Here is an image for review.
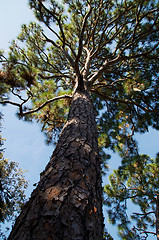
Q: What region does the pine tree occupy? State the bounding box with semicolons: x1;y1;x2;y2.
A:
104;153;159;239
0;0;158;239
0;115;28;239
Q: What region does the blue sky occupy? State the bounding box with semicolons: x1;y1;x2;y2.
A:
0;1;158;239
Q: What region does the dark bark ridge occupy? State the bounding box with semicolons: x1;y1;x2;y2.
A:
8;88;104;240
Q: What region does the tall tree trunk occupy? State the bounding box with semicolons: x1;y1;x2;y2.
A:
8;89;104;240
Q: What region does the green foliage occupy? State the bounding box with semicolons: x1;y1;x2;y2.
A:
0;157;28;222
104;153;159;239
103;228;114;240
0;118;28;239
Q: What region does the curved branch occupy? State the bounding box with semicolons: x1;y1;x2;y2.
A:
134;227;156;236
38;0;66;48
88;54;122;84
0;95;72;117
91;89;155;113
11;89;27;102
22;94;72;116
0;100;21;108
133;211;155;216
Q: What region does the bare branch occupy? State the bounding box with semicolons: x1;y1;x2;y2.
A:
0;100;21;108
91;89;155;113
38;0;66;48
0;95;72;117
22;94;72;116
42;32;60;49
88;54;121;84
133;226;156;236
42;33;76;71
11;89;27;102
75;5;92;67
38;73;73;80
133;211;155;216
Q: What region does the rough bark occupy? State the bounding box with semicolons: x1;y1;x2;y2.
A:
8;88;104;240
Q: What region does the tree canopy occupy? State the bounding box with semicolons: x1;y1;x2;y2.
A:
104;153;159;239
0;0;158;143
0;0;159;238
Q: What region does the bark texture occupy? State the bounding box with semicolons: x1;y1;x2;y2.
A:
9;89;104;240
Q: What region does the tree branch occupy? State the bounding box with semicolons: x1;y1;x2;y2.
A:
88;36;159;85
90;5;136;59
75;5;92;68
42;32;60;49
42;33;76;71
38;0;66;48
133;211;155;216
82;47;91;80
132;8;158;42
134;227;156;236
121;41;159;60
11;89;27;102
88;54;122;84
38;73;73;80
91;89;155;113
21;94;72;116
0;100;21;108
0;95;72;117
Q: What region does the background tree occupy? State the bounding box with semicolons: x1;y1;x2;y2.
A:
104;153;159;240
0;116;28;239
0;60;28;239
0;0;158;239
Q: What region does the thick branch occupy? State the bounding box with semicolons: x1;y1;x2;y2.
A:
82;47;91;80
